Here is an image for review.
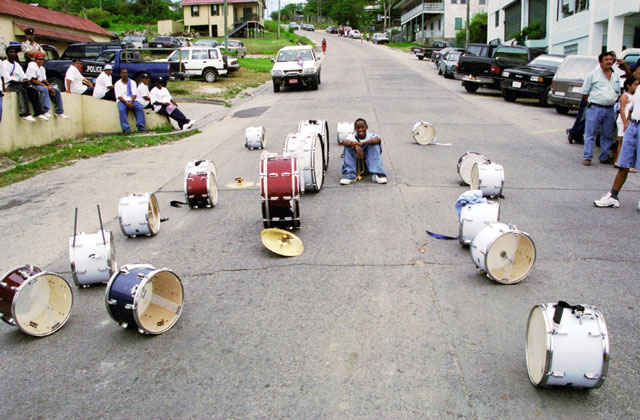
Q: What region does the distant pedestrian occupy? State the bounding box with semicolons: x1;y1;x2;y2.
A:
614;76;638;171
2;45;43;122
26;52;68;119
93;64;115;101
114;69;145;134
65;58;93;95
580;51;620;166
321;38;326;55
149;77;194;130
366;33;370;42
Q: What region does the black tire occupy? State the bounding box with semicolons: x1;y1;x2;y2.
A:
273;81;280;92
463;83;479;93
438;66;442;75
418;56;424;60
203;68;218;83
310;75;318;90
48;76;64;91
539;87;552;106
318;71;321;85
555;106;570;115
502;89;518;102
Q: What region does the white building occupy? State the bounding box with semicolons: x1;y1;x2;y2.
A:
488;0;640;55
396;0;488;43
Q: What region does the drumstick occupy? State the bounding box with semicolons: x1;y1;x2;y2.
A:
97;204;106;245
73;207;78;248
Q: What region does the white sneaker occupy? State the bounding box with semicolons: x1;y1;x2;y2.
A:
22;115;36;122
55;113;69;119
594;192;619;208
637;200;640;213
43;112;51;118
340;178;354;185
37;114;49;121
372;174;387;184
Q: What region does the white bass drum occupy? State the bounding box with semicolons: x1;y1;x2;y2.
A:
471;161;504;198
458;201;500;246
457;152;489;186
118;193;160;237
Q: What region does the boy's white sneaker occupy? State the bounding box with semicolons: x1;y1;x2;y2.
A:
55;113;69;119
372;174;387;184
340;178;353;185
22;115;36;122
37;114;50;121
43;112;52;118
594;192;619;208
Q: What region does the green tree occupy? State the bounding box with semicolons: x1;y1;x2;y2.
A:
511;20;546;44
455;12;487;47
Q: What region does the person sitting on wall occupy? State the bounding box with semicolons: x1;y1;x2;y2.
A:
114;68;145;134
339;117;387;185
149;77;195;131
1;45;43;122
65;58;93;95
93;64;116;101
26;52;68;119
135;74;152;109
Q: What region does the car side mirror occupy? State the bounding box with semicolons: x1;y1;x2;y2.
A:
271;58;275;63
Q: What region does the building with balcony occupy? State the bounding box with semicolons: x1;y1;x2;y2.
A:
396;0;487;43
488;0;640;55
181;0;265;38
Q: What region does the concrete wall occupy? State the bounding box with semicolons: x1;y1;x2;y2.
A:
0;92;170;153
158;20;183;35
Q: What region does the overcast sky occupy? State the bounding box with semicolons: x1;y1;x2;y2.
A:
266;0;307;18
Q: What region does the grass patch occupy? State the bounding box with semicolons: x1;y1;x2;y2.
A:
0;130;198;187
388;42;421;53
238;57;273;72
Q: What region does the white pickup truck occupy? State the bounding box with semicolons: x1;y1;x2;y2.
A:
270;45;322;92
164;46;238;82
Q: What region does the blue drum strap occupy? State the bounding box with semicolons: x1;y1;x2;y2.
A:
426;230;458;240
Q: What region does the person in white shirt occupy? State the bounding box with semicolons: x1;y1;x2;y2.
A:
149;77;194;130
93;64;115;101
26;51;68;119
65;59;93;95
135;74;152;108
2;45;43;121
114;68;145;133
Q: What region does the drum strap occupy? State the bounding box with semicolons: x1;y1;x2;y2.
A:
553;301;586;324
425;230;458;240
170;201;188;208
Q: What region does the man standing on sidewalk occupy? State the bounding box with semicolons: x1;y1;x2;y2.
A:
580;51;620;166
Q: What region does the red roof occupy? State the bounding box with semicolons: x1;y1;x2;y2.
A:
181;0;262;5
14;22;93;43
0;0;112;37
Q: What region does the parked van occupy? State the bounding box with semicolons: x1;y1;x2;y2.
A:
548;55;599;114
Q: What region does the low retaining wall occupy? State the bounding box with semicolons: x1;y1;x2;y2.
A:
0;92;170;153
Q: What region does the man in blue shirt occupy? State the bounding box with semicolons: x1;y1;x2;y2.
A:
580;51;620;166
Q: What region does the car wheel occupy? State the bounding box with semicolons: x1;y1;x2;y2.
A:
501;89;518;102
463;83;479;93
273;80;280;93
203;69;218;83
318;71;321;85
418;56;424;60
310;75;319;90
555;106;570;115
438;66;442;75
539;87;552;106
48;77;64;91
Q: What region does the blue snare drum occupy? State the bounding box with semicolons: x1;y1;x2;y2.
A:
105;264;184;335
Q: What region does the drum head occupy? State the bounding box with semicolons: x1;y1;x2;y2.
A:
13;273;72;336
134;270;183;334
412;121;436;145
207;172;218;206
147;194;160;235
313;139;324;191
526;306;550;386
486;231;536;284
459;153;488;185
470;163;480;190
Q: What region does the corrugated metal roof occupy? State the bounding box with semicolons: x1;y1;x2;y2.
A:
14;22;93;43
181;0;263;5
0;0;112;37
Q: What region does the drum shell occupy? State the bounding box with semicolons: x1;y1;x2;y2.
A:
337;122;354;144
298;120;329;170
283;133;324;192
245;126;266;149
458;201;500;246
412;121;436;145
471;162;504;197
118;193;160;237
0;265;43;325
526;304;609;388
457;152;489;186
69;231;117;286
260;155;301;229
469;222;536;284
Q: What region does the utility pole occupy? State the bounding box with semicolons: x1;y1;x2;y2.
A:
421;0;424;42
465;0;470;47
224;0;228;49
277;0;281;39
318;0;320;23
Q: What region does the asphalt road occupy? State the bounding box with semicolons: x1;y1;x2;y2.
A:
0;31;639;419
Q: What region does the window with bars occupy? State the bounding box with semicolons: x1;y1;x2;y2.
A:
211;5;219;16
191;5;199;17
455;17;463;30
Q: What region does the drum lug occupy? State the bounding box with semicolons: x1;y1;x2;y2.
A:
138;328;146;335
107;299;117;305
120;322;128;329
584;373;599;380
588;331;602;337
269;173;278;177
124;304;134;310
550;371;565;378
552;328;568;335
0;282;7;287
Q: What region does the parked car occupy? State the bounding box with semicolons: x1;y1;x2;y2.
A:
176;37;192;47
350;30;362;39
163;46;228;82
341;26;352;37
271;45;322;92
150;36;182;49
500;54;565;105
548;54;599;114
410;41;453;61
123;35;148;49
620;48;640;74
307;24;315;31
194;39;220;47
371;33;389;44
326;26;338;34
432;47;463;66
438;50;463;78
222;40;247;58
289;22;299;30
61;41;127;60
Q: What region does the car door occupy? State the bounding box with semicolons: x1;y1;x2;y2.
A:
207;48;223;70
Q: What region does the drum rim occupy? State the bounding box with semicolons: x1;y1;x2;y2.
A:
458;152;490;185
525;304;554;387
104;263;154;327
11;271;73;337
0;265;42;326
69;231;116;286
132;268;184;335
147;193;160;235
412;121;436;145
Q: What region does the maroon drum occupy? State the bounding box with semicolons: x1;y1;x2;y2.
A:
260;153;301;229
184;160;218;208
0;265;73;337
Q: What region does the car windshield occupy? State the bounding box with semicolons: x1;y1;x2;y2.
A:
528;55;564;69
277;49;313;62
155;37;170;42
448;52;461;61
125;36;145;42
494;47;529;61
167;49;188;61
555;57;599;79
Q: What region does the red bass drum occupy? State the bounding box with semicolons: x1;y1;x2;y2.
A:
260;153;301;229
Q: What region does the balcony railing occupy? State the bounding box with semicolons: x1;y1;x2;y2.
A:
235;13;260;24
401;2;444;25
415;29;444;39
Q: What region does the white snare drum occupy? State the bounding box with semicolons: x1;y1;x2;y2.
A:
284;133;324;192
458;201;500;246
471;161;504;198
526;302;609;388
337;122;354;144
184;160;218;208
412;121;436;145
118;193;160;237
298;119;329;170
457;152;489;186
245;126;266;149
69;231;117;287
469;222;536;284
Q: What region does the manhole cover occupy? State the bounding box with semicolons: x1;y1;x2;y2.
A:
233;106;270;118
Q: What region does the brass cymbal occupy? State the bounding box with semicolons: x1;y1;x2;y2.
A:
261;228;304;257
226;177;255;188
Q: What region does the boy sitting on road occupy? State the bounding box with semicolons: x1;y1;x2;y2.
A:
339;118;387;185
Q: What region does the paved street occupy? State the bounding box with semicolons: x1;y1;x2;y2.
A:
1;31;639;419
